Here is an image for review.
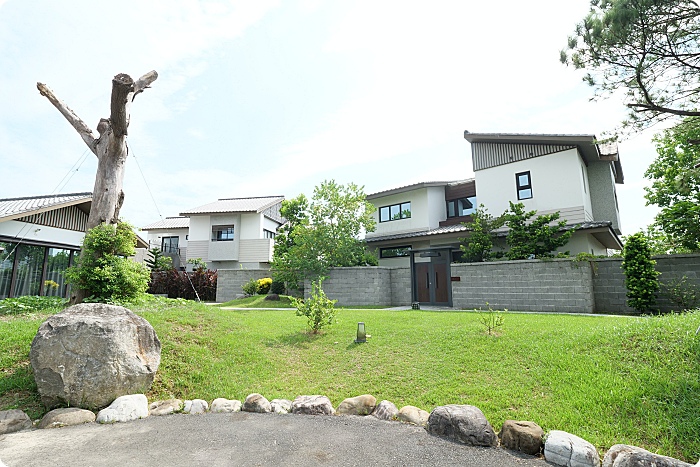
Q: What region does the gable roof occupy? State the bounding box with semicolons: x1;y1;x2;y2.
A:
180;196;285;216
141;217;190;230
0;192;92;222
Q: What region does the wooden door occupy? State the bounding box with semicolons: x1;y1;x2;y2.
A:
415;263;430;303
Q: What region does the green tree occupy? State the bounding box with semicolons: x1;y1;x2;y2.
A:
458;205;504;262
145;247;173;271
271;180;376;287
622;232;660;313
66;222;150;303
561;0;700;137
645;119;700;251
503;202;574;260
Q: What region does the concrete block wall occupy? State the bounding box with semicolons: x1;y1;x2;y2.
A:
390;267;412;306
308;267;393;307
216;269;272;302
451;259;595;313
592;254;700;314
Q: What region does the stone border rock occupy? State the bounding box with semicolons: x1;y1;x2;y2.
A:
2;393;697;467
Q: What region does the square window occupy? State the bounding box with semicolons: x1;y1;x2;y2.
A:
212;225;235;241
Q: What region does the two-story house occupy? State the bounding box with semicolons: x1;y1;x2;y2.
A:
143;195;285;271
365;132;624;306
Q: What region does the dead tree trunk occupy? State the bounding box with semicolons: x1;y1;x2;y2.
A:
37;71;158;303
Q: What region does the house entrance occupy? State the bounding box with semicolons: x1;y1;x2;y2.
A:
410;247;453;307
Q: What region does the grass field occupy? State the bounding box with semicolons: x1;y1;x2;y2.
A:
1;298;698;462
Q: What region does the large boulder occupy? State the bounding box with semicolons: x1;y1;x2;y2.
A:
291;395;335;415
499;420;544;455
426;405;498;447
372;400;399;421
336;394;377;416
603;444;695;467
544;430;600;467
29;303;161;409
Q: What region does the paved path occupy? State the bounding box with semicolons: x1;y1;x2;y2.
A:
0;412;549;466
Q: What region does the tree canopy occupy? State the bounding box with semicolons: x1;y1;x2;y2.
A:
645;118;700;251
271;180;377;287
561;0;700;137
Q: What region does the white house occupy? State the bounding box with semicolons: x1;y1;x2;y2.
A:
142;196;285;271
364;133;625;306
140;216;190;269
0;192;91;299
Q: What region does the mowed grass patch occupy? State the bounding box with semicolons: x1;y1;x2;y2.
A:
216;295;296;308
1;300;698;462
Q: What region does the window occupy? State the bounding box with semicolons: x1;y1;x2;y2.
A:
161;236;179;253
263;229;276;239
212;225;235;241
380;246;411;258
516;171;533;200
447;196;477;217
379;202;411;222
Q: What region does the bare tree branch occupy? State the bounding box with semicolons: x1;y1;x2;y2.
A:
36;82;98;155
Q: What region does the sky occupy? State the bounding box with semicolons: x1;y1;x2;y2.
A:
0;0;664;237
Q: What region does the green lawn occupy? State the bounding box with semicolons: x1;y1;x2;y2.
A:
216;295;296;308
1;299;699;462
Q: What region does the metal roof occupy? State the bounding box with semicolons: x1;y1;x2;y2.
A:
180;196;284;216
367;179;473;200
367;221;621;249
141;217;190;230
0;192;92;221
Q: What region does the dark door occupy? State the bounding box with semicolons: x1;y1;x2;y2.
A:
415;263;431;303
414;260;450;306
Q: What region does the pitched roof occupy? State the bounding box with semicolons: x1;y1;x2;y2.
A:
141;217;190;230
180;196;284;216
367;179;473;200
0;192;92;221
366;221;622;249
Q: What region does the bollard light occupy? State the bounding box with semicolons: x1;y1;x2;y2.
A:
355;322;366;343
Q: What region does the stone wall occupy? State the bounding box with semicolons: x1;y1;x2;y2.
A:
214;254;700;313
216;269;273;302
451;259;595;313
306;267;394;307
592;254;700;314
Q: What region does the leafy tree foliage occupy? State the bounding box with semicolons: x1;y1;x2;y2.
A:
145;247;173;271
458;205;504;262
503;202;574;260
271;180;376;287
66;222;150;303
622;232;660;313
561;0;700;137
645;119;700;252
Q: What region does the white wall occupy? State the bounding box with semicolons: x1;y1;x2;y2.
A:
369;186;446;237
240;213;262;239
144;228;188;250
475;148;592;220
0;220;84;247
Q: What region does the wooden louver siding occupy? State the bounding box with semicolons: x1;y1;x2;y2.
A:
17;205;88;232
472;143;576;171
444;180;476;200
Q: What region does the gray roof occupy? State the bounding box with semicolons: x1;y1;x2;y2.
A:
141;217;190;231
367;179;473;200
367;221;620;247
180;196;284;216
463;132;624;184
0;192;92;221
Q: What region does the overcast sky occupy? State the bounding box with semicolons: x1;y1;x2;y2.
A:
0;0;662;236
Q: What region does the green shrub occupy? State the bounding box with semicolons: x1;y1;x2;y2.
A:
270;279;286;295
65;222;150;303
622;232;660;313
145;248;173;271
242;278;259;295
257;277;272;295
290;279;337;333
0;296;66;315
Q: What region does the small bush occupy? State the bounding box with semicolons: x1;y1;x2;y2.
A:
270;279;286;295
242;278;259;295
0;296;67;315
257;277;272;295
475;302;505;336
290;278;337;333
